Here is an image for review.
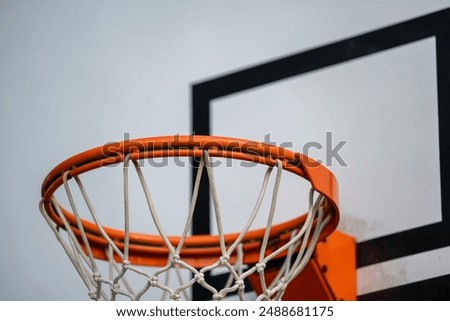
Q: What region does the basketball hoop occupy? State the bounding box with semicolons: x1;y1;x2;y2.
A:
39;135;339;300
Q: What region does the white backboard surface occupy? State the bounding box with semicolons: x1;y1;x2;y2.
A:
1;0;449;300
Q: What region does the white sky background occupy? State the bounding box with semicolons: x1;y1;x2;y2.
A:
1;0;449;300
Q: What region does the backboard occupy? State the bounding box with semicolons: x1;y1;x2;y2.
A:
2;1;450;301
191;8;450;300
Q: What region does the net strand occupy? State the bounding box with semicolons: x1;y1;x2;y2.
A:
177;157;205;253
131;158;176;256
203;150;227;258
226;164;274;256
63;172;98;272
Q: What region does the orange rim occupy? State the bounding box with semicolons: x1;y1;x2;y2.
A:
41;135;339;267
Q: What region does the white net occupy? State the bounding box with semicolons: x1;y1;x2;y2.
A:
39;149;332;301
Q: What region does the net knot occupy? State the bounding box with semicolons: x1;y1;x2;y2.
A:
171;254;181;264
265;289;274;299
150;276;158;287
194;272;205;284
122;260;131;268
88;290;98;300
220;255;230;265
170;293;181;301
256;262;266;273
212;293;224;300
235;279;245;289
93;272;102;282
111;283;120;294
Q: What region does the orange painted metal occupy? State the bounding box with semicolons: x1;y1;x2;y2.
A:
314;230;357;300
41;135;340;268
249;230;356;300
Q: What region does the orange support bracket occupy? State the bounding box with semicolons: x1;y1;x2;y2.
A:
249;230;357;300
